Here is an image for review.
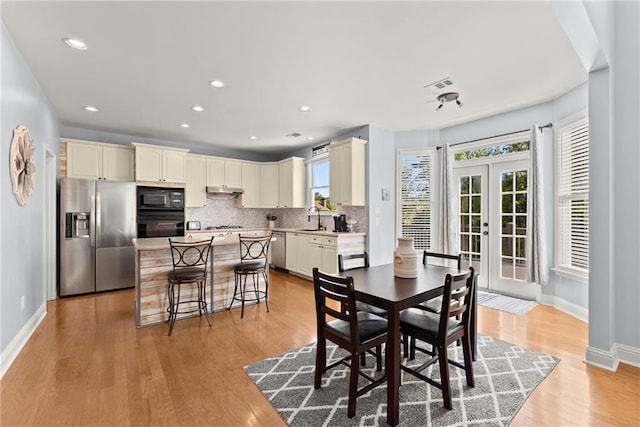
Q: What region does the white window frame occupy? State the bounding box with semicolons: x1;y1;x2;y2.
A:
306;154;334;214
396;148;438;252
554;109;589;282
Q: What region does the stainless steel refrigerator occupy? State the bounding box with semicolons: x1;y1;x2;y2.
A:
60;178;136;296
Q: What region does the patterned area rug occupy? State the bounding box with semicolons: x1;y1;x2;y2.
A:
244;335;559;426
477;292;537;315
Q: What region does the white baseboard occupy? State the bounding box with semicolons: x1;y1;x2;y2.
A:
539;294;588;323
585;343;640;371
585;345;619;371
0;302;47;380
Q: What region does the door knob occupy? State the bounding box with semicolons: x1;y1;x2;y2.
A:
483;231;489;236
483;222;488;227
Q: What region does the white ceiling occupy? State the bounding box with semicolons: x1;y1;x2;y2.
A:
2;1;586;154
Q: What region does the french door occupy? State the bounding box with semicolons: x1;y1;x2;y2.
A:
455;159;536;299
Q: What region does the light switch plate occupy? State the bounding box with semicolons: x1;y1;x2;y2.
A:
382;188;391;201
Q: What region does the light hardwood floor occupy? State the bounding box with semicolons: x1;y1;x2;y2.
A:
1;270;638;426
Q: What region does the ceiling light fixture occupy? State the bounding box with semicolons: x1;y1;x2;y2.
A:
249;136;257;140
307;136;314;141
435;92;463;111
191;105;204;112
62;38;88;50
179;123;190;128
298;105;311;112
209;80;225;88
83;106;98;112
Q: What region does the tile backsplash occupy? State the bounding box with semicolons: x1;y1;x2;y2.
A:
186;198;367;233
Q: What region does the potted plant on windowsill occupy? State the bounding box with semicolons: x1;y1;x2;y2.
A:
267;214;277;229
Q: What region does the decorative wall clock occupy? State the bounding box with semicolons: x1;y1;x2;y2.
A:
10;125;36;206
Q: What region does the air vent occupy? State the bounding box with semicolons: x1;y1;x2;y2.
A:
286;132;302;138
424;77;454;90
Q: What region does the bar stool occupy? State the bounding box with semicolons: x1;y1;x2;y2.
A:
228;232;272;318
167;237;214;335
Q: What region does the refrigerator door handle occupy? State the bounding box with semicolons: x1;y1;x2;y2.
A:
95;192;101;248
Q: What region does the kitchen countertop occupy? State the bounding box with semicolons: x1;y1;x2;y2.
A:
184;227;366;237
132;236;231;250
271;228;366;237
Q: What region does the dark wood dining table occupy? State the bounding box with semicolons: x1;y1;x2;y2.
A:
339;262;477;426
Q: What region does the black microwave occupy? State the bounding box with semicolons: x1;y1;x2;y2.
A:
137;186;184;210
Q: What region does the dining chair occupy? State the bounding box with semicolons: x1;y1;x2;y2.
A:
338;252;387;318
312;267;388;418
415;251;462;314
399;266;475;410
167;237;214;335
228;232;272;318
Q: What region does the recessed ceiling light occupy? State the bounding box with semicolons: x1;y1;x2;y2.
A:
307;136;314;141
62;38;88;50
191;105;204;112
179;123;190;128
249;136;257;140
209;80;225;88
83;106;98;112
298;105;311;112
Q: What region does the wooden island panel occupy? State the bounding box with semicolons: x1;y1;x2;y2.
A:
133;233;269;328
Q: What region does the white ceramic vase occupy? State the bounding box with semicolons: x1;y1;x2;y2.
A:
268;220;276;229
393;237;418;278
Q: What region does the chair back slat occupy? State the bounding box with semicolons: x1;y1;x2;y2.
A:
437;266;475;340
313;268;359;338
423;251;462;271
338;252;369;272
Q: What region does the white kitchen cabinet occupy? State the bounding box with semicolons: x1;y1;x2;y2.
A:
308;235;338;275
207;157;242;188
261;163;279;208
285;232;310;274
65;139;134;181
278;157;306;208
185;155;207;207
240;162;261;208
133;143;188;183
329;137;366;206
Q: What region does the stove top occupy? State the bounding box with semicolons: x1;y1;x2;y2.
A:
205;225;244;230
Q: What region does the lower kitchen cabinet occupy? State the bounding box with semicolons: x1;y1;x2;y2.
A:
285;232;365;278
308;236;337;275
286;233;310;274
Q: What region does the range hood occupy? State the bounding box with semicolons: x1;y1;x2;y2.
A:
206;186;244;196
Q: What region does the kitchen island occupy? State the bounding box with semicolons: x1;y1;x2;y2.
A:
132;230;270;328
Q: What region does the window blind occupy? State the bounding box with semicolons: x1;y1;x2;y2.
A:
557;116;589;273
399;151;434;251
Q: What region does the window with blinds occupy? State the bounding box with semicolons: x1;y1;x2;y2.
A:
555;112;589;279
397;149;436;251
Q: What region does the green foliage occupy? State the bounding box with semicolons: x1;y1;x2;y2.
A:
455;141;530;161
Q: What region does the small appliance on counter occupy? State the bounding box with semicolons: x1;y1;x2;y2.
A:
187;221;201;230
333;214;347;232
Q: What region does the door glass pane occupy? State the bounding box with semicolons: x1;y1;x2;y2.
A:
502;172;513;191
459;174;482;277
500;168;528;281
502;194;513;213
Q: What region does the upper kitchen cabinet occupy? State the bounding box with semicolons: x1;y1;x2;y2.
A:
329;137;366;206
185;154;207;207
132;142;189;184
260;163;279;208
278;157;306;208
65;139;134;181
240;162;261;208
207;157;243;189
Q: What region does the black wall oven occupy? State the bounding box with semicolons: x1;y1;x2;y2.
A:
137;186;185;238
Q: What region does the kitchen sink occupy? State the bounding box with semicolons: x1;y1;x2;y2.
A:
298;228;322;232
